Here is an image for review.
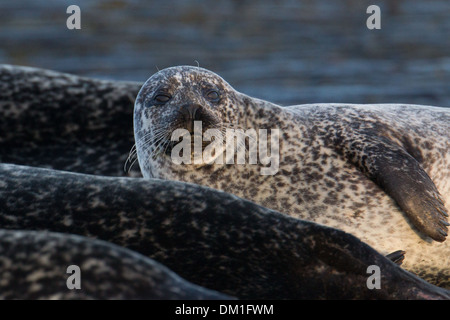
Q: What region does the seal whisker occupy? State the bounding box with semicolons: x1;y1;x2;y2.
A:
219;125;252;154
126;154;141;173
132;130;172;170
124;144;138;172
148;132;173;159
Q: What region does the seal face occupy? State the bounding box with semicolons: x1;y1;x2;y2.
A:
133;66;258;177
134;66;450;287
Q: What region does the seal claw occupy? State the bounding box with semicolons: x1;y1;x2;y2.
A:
439;208;449;217
439;219;450;227
385;250;406;266
438;229;448;238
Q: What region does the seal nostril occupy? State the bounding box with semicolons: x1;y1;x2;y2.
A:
180;104;201;120
193;107;201;121
180;104;203;134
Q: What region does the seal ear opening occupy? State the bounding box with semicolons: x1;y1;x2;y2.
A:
385;250;406;266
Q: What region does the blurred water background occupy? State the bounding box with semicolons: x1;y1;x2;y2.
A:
0;0;449;106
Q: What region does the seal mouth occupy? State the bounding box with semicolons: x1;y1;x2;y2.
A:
133;102;231;167
164;131;218;156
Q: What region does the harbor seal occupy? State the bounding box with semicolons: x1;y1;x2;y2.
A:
1;163;449;299
0;64;142;177
133;66;450;287
0;65;448;298
0;229;233;300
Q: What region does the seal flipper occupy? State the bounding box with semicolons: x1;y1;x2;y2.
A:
341;134;449;242
385;250;406;265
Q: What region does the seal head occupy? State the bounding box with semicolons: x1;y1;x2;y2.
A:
134;66;245;175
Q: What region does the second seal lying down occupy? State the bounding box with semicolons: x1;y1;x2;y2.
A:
1;163;449;299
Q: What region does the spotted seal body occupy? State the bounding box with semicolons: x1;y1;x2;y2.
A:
1;163;449;299
0;229;232;300
134;66;450;286
0;64;142;177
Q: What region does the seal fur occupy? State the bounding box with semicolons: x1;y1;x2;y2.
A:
1;163;448;299
0;229;232;300
1;65;448;296
134;66;450;287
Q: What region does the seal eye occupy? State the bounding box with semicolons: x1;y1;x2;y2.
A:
154;94;171;105
206;90;220;102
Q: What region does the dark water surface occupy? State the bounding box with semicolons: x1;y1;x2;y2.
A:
1;0;449;106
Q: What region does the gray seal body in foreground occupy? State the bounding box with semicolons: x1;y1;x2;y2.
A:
0;163;449;299
0;64;142;177
134;66;450;287
0;229;232;300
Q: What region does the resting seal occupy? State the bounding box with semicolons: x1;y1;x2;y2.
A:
0;65;448;298
133;66;450;286
0;64;142;177
0;229;232;300
1;163;449;299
